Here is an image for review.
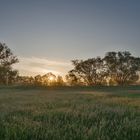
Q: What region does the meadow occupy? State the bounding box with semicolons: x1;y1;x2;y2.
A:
0;86;140;140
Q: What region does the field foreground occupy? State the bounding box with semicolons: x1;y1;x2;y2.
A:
0;86;140;140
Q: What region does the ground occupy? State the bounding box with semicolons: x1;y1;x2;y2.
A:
0;86;140;140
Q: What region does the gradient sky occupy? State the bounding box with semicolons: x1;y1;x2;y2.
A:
0;0;140;76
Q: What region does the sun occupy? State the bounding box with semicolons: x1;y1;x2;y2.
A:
49;76;54;81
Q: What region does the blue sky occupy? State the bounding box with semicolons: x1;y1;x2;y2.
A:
0;0;140;76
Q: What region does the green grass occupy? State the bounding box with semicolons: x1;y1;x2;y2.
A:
0;86;140;140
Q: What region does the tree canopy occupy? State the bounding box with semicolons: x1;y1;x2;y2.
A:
104;51;140;85
0;43;18;85
69;51;140;86
69;57;107;86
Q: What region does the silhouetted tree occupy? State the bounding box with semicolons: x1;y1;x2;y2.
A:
69;57;107;86
34;75;42;86
65;71;82;86
56;75;65;86
104;51;140;85
0;43;18;85
16;76;34;85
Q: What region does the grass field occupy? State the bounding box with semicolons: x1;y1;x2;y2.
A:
0;86;140;140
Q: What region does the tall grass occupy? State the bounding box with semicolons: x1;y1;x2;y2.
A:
0;86;140;140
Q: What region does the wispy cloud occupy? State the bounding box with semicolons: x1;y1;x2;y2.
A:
13;56;72;76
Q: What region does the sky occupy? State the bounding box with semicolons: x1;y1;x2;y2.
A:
0;0;140;76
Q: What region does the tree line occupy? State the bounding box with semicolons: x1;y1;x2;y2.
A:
0;42;140;86
17;73;65;86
